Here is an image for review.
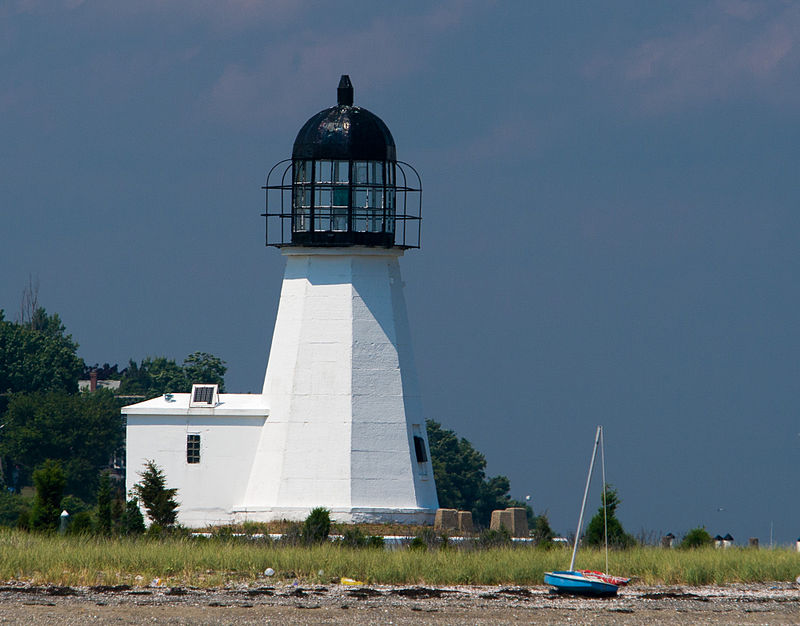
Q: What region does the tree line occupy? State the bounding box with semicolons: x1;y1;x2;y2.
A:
0;302;227;530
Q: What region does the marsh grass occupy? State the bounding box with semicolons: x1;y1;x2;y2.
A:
0;530;797;587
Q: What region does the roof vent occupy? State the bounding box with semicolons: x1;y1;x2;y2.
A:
189;384;219;407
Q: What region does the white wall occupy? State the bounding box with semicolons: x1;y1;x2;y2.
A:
125;395;267;527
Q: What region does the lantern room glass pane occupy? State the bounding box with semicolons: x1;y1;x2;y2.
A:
315;186;332;207
332;208;348;231
367;209;382;232
294;160;311;183
315;160;332;183
293;187;311;208
354;160;384;184
294;208;310;231
368;188;383;208
314;208;331;232
332;187;348;207
354;187;368;208
333;160;349;183
353;210;367;232
353;161;368;184
370;162;383;184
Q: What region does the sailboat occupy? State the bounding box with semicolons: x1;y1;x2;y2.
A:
544;426;631;596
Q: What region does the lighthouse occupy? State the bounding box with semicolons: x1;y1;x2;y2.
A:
236;76;438;523
125;76;438;526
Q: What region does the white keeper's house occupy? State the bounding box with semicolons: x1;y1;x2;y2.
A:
124;76;439;527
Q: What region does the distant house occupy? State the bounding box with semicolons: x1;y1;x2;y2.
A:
78;370;121;392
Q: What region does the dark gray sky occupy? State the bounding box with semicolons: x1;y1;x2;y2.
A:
2;1;798;543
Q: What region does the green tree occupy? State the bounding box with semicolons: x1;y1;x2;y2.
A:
132;461;179;527
531;512;555;545
474;475;516;527
182;352;227;391
118;357;186;398
426;419;520;527
583;486;636;548
1;389;123;500
426;419;485;511
30;459;66;532
119;352;227;398
680;526;713;549
96;471;112;535
0;491;28;527
0;308;83;398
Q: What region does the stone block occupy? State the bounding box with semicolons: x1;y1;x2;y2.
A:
490;509;513;533
457;510;473;535
434;508;458;531
507;507;528;537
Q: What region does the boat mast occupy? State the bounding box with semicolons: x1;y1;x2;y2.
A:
569;425;602;572
600;426;609;575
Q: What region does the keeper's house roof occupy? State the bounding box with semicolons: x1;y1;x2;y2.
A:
122;393;269;417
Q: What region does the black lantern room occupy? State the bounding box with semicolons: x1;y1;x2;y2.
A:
264;76;421;248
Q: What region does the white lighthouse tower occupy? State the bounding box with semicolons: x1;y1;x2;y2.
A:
235;76;438;523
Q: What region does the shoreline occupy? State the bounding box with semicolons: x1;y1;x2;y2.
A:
1;581;798;624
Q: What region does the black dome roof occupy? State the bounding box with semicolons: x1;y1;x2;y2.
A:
292;76;396;161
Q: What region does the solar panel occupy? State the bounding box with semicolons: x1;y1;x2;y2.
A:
193;386;215;404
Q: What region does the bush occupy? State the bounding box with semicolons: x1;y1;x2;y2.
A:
146;523;164;539
681;527;713;549
60;494;90;516
240;521;267;536
340;526;367;548
410;527;448;551
478;526;512;549
211;526;236;542
279;522;303;546
66;511;94;535
302;507;331;544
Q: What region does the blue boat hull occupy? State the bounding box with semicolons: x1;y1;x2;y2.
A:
544;571;619;597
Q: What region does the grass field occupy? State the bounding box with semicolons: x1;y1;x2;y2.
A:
1;530;798;588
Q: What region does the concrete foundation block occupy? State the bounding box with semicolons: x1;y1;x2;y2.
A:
457;510;473;535
507;507;528;537
434;508;458;531
490;509;513;533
